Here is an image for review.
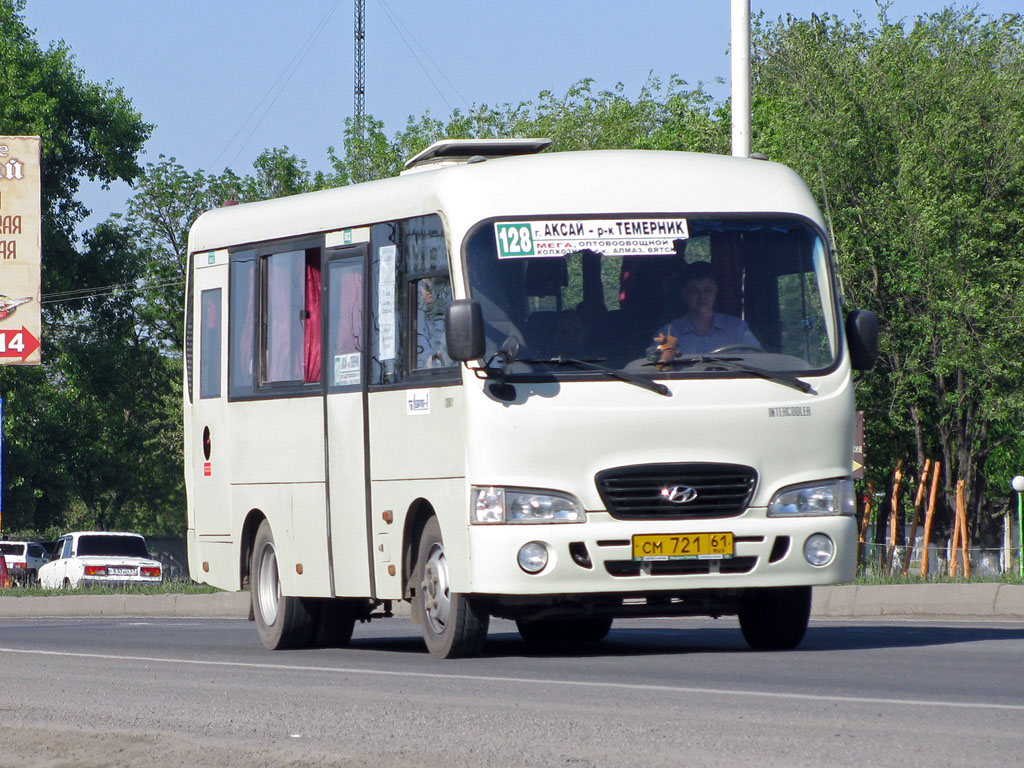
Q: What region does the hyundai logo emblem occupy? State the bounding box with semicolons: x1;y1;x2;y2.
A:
661;485;698;504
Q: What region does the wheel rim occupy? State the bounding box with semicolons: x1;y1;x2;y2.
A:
420;541;451;634
256;541;281;627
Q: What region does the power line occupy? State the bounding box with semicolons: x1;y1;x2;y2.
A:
208;0;345;173
378;0;469;108
377;0;468;112
40;277;186;307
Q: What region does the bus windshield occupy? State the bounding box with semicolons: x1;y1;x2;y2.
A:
464;216;838;375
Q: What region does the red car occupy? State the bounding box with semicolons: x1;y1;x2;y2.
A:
0;554;10;589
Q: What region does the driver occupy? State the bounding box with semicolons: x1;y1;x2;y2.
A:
652;261;760;358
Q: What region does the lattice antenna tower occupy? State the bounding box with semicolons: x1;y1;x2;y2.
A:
354;0;366;139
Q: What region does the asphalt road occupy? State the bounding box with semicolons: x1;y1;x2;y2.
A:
1;615;1022;767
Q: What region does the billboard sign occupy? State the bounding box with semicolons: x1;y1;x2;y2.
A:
0;136;41;365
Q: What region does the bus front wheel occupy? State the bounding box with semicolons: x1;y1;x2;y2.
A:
413;517;489;658
738;586;811;650
252;519;315;650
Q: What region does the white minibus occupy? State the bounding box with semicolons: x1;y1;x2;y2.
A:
184;139;878;657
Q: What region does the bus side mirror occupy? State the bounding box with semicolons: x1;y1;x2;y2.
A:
845;309;879;371
445;299;485;362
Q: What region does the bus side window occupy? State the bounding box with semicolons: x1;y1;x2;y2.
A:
370;214;453;384
261;248;322;387
327;258;363;387
229;252;257;397
199;288;222;399
413;275;453;370
263;250;306;383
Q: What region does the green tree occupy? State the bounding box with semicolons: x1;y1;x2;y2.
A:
327;77;728;184
0;0;151;533
750;7;1024;544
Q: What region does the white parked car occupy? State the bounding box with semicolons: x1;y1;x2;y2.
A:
0;540;50;585
37;532;163;589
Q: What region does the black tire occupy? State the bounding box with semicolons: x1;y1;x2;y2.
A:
738;586;812;650
310;598;358;648
516;617;613;645
412;517;489;658
251;519;315;650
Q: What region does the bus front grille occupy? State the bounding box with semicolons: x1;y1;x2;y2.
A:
596;463;757;520
605;557;758;577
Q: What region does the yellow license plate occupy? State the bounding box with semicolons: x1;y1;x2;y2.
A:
632;532;734;561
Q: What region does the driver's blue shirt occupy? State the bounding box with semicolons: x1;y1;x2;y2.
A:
656;313;761;355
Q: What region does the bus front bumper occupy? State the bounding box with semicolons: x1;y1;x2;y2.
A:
464;512;857;599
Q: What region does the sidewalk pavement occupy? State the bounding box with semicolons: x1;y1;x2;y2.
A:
0;584;1022;619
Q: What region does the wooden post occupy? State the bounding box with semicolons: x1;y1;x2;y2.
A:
959;480;970;578
1005;511;1013;575
902;458;932;576
886;460;903;574
920;461;941;577
949;509;960;577
950;479;965;577
858;481;874;570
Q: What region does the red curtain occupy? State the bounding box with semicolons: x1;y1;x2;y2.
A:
303;251;322;383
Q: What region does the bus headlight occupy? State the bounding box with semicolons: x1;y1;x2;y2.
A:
472;487;586;524
768;479;855;517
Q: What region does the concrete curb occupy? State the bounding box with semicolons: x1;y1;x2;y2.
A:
812;584;1024;619
0;592;252;618
1;585;1022;619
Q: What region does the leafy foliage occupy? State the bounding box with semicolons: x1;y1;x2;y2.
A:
327;77;727;183
0;0;151;534
750;7;1024;540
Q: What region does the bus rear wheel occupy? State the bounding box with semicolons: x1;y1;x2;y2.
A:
252;519;315;650
310;598;358;648
413;517;489;658
738;586;811;650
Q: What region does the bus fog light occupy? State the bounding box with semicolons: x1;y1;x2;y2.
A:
803;533;835;566
517;542;549;573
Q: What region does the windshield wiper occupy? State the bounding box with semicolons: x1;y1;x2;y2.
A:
519;355;671;397
648;355;815;395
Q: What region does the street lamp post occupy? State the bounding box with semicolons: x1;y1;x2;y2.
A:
1012;476;1024;578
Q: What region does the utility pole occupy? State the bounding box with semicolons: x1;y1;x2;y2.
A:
354;0;366;138
731;0;751;157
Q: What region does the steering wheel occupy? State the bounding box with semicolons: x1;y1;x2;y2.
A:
710;344;762;354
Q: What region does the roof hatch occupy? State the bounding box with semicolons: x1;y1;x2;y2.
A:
401;137;552;174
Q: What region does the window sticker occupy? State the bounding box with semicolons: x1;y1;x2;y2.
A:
407;389;430;416
333;353;360;386
199;249;228;268
325;227;370;247
494;218;689;259
378;245;397;360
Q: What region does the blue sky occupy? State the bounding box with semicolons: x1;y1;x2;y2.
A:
20;1;1022;226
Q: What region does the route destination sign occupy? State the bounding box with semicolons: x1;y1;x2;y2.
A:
495;218;689;258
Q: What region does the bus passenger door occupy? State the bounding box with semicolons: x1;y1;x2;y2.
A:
323;246;372;596
189;254;231;542
186;252;232;581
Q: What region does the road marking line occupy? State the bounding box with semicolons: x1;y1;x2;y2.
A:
1;646;1021;712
